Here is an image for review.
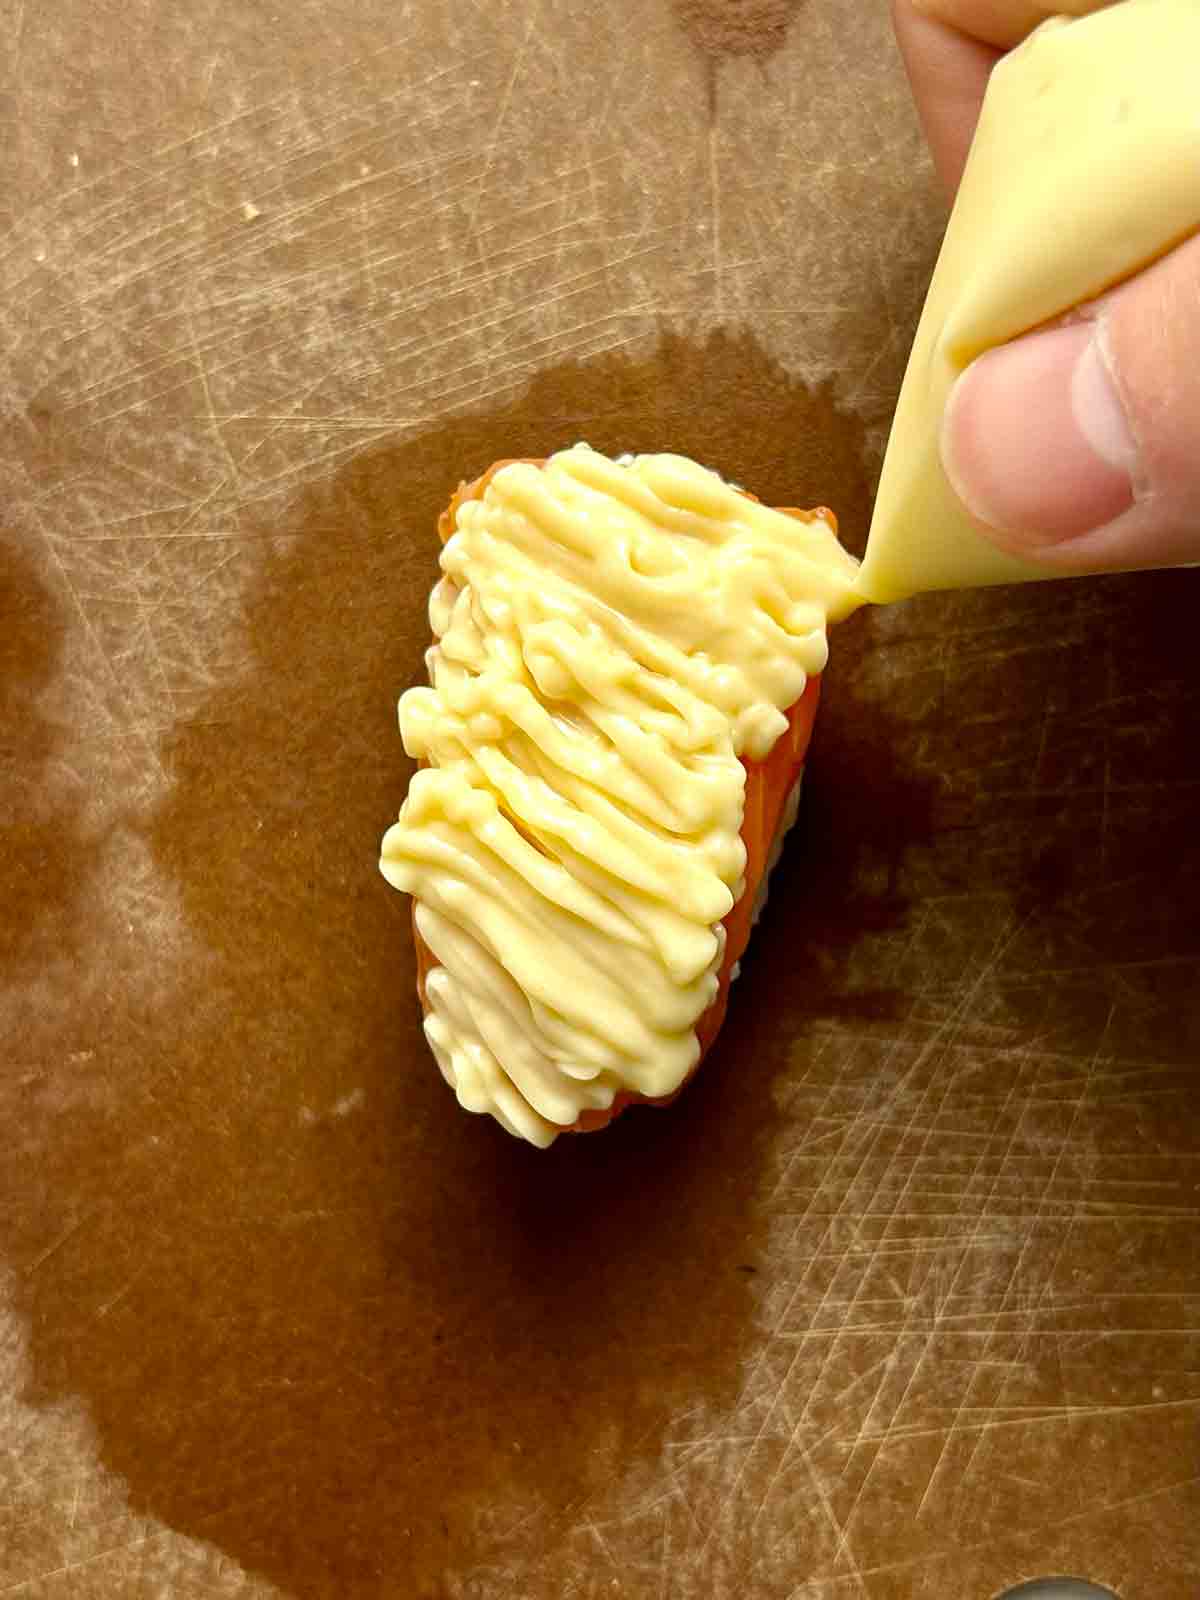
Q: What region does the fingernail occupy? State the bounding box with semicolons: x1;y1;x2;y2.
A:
942;322;1137;546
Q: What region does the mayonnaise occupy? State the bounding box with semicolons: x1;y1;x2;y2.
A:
381;447;859;1144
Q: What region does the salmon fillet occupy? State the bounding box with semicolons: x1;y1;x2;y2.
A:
411;460;833;1136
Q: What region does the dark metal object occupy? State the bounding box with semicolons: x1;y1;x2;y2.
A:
994;1581;1120;1600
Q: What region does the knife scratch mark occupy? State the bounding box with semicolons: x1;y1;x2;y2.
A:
130;594;177;722
464;3;539;243
730;1044;933;1540
801;1353;900;1461
230;357;355;479
801;1448;868;1597
0;42;459;274
22;1211;95;1276
783;1475;1200;1597
854;1395;1200;1445
48;115;486;327
708;120;723;316
911;1032;1035;1519
830;911;1038;1538
20;489;163;775
732;918;955;1541
949;1002;1117;1500
6;0;25;84
185;302;241;492
582;1519;618;1571
79;231;668;429
0;1525;175;1597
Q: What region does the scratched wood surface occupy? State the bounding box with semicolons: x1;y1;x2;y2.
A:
2;2;1199;1597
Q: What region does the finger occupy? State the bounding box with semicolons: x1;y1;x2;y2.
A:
892;1;1000;195
908;0;1118;51
941;230;1200;573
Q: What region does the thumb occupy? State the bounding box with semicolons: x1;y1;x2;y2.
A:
941;230;1200;573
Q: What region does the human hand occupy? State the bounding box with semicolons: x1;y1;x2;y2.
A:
893;0;1200;573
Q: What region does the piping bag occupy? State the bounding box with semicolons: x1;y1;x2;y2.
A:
852;0;1200;606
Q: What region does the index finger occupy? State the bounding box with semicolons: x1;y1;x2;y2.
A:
893;0;1121;196
893;2;1000;196
910;0;1118;50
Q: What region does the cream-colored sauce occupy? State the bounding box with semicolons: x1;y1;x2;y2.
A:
381;446;858;1145
859;0;1200;602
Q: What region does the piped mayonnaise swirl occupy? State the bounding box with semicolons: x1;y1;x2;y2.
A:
380;446;859;1145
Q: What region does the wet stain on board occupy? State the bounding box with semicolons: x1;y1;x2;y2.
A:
671;0;809;63
0;533;79;979
3;331;940;1598
670;0;811;114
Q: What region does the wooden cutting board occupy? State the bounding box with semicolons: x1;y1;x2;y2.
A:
2;2;1197;1596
